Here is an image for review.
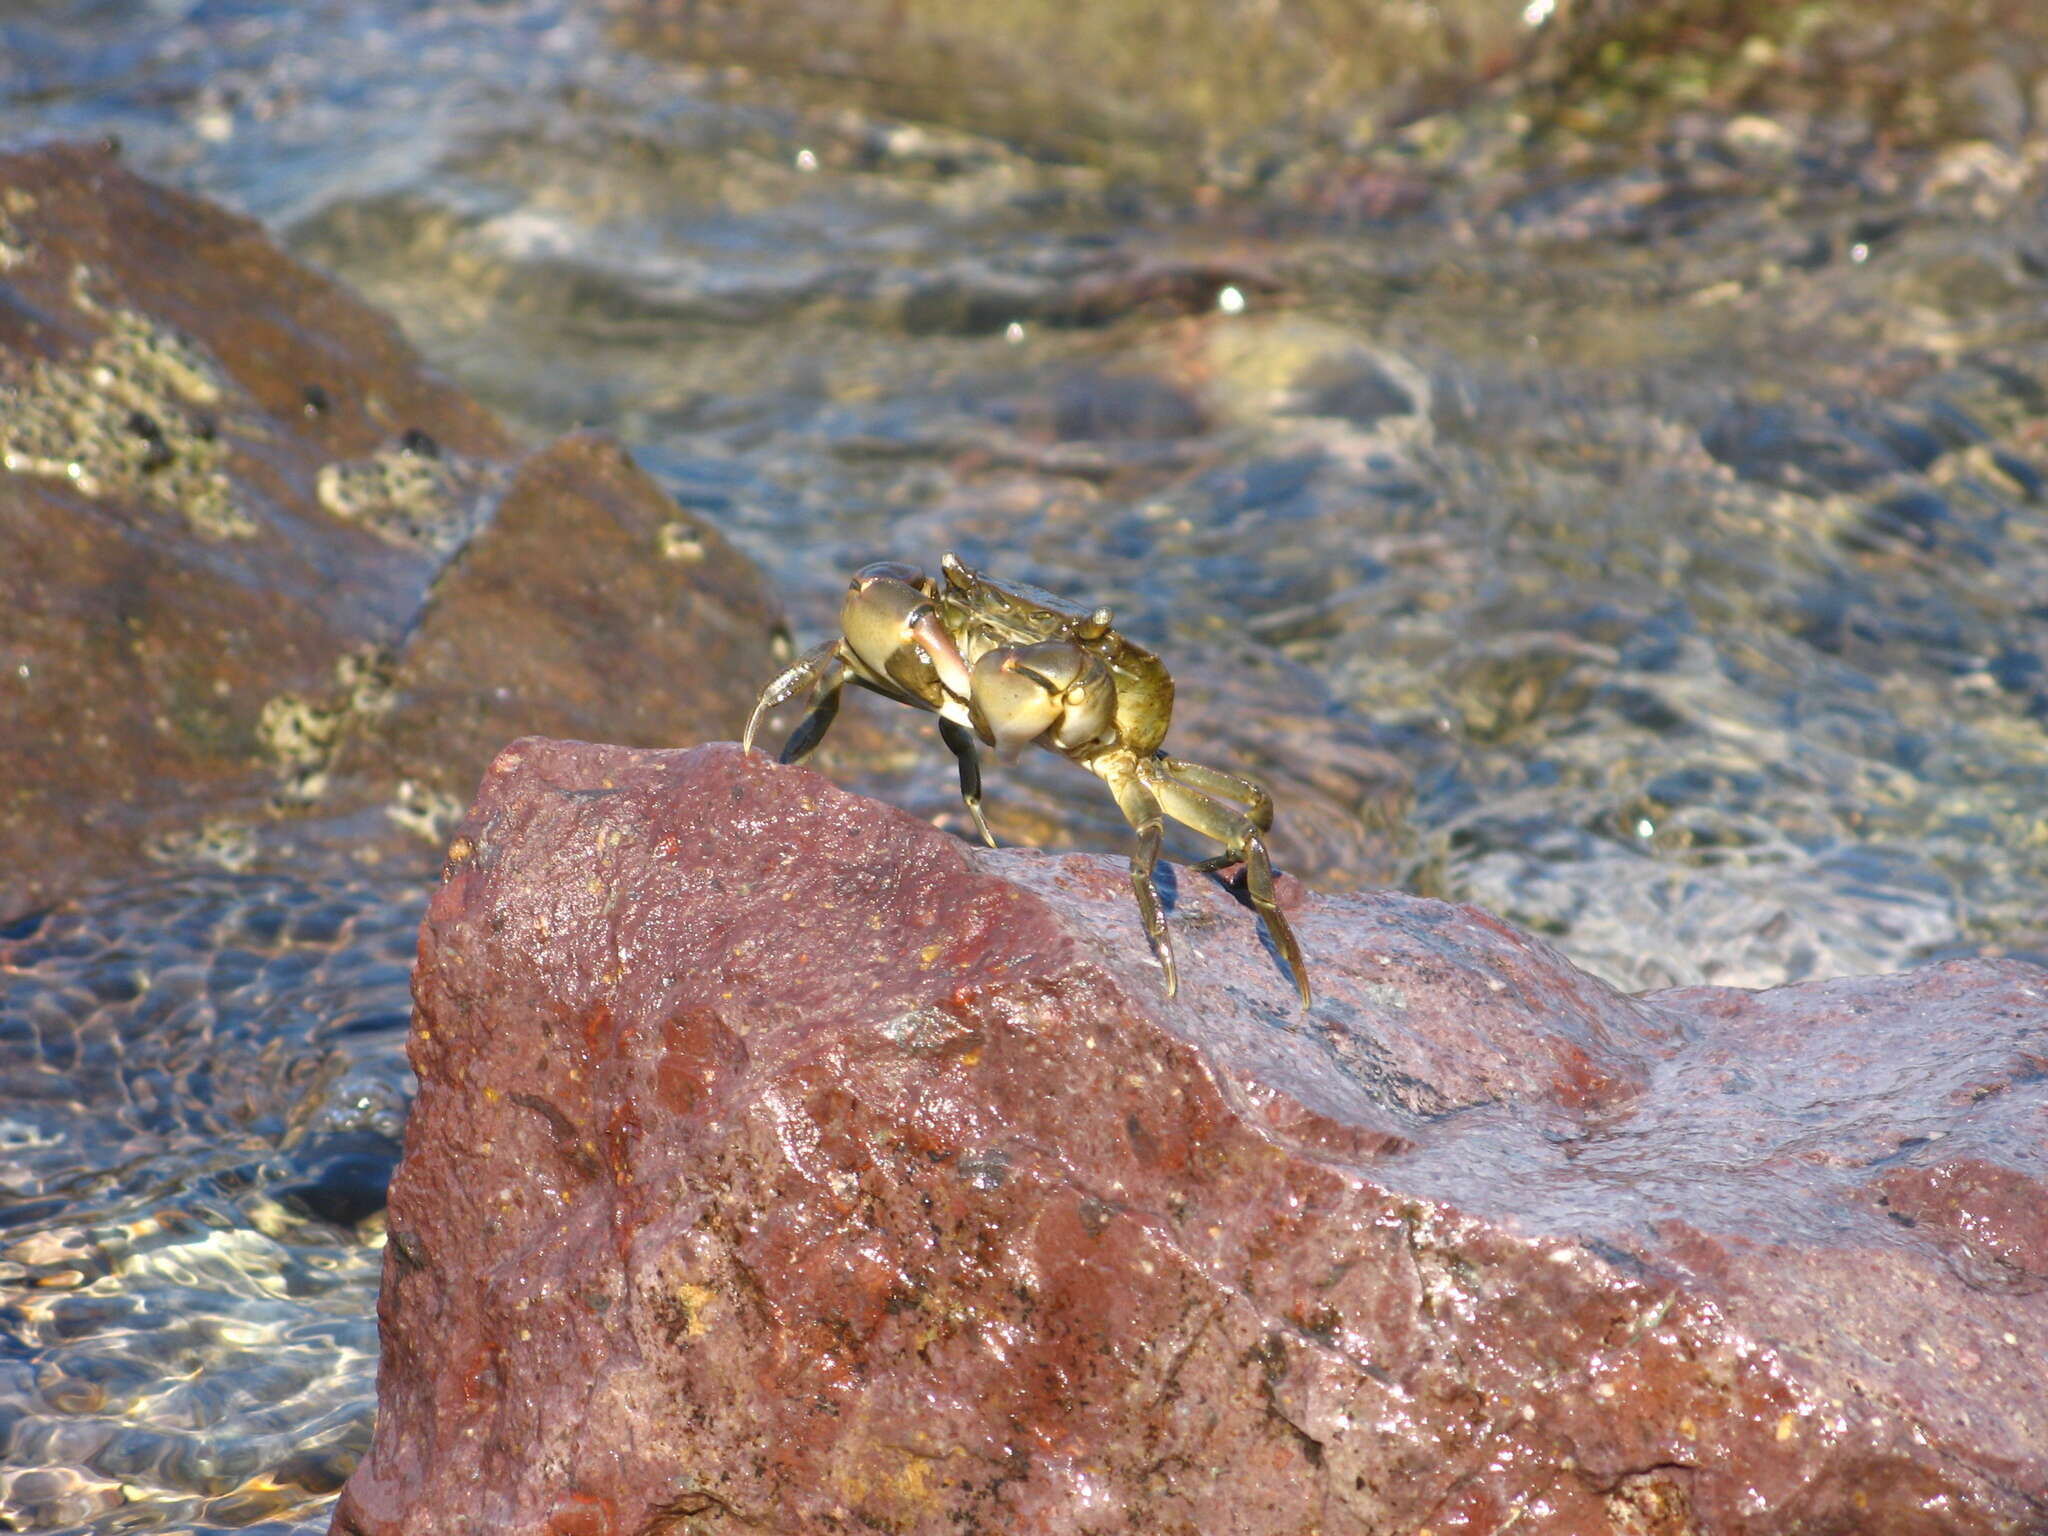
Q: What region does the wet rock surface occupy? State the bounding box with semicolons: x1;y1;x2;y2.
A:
338;738;2048;1536
0;142;784;923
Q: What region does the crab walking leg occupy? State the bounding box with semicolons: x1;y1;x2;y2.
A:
742;639;843;756
1154;754;1275;841
938;717;998;848
776;660;846;765
1100;758;1179;998
1146;760;1311;1008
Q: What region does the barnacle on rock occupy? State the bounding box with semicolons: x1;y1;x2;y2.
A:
387;780;465;844
316;442;502;555
142;818;261;871
256;647;398;809
0;281;251;539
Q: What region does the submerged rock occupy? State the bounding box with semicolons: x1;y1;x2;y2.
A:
0;142;783;923
335;738;2048;1535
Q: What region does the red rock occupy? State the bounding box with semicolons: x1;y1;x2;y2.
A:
335;738;2048;1536
0;143;783;921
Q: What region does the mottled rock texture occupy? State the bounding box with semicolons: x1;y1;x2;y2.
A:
336;738;2048;1536
0;142;782;922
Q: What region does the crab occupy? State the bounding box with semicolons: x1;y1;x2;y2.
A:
742;553;1310;1006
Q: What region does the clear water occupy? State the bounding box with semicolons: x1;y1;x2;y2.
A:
5;0;2048;1527
1;876;417;1532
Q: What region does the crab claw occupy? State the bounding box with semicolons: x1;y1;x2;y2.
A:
970;642;1116;759
843;563;971;702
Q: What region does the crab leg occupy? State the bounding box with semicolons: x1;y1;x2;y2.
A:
938;717;998;847
1100;758;1179;998
741;639;844;758
1145;758;1310;1008
1153;754;1274;841
777;664;846;765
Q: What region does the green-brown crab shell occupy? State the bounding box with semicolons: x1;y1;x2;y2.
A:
938;554;1174;757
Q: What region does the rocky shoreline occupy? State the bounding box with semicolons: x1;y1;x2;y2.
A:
7;1;2048;1519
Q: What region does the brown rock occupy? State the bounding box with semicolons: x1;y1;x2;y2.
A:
337;432;785;844
336;739;2048;1536
0;143;783;920
607;0;1527;185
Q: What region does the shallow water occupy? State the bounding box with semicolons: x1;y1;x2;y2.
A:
1;875;417;1531
5;0;2048;1528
